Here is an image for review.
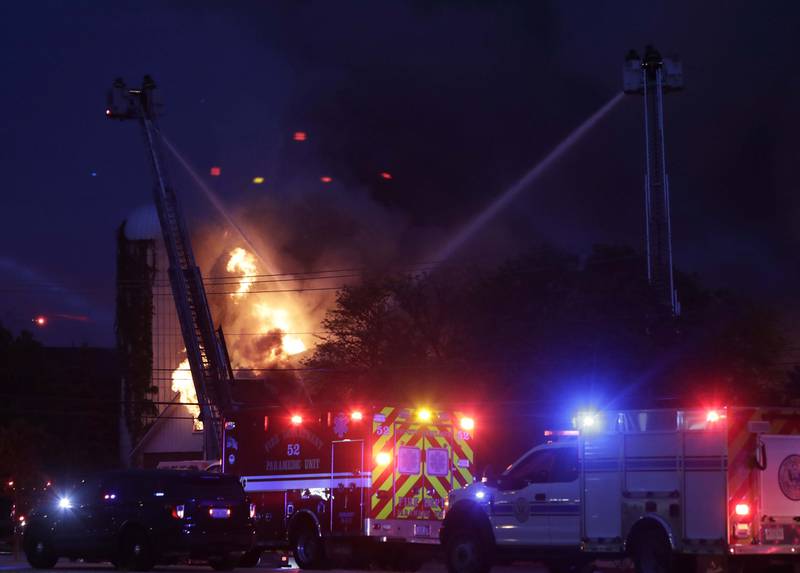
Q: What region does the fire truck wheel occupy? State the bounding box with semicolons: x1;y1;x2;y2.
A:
23;529;58;569
292;524;327;569
445;528;491;573
631;527;672;573
209;554;237;571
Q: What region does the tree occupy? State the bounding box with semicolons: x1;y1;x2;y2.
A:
304;244;792;408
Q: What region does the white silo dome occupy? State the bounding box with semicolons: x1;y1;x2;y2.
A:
123;204;160;240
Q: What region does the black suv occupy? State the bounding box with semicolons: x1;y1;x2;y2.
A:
23;469;254;570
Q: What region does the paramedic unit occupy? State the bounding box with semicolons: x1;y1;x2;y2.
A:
442;407;800;573
223;405;475;568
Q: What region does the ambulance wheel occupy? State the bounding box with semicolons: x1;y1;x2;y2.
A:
632;527;672;573
445;528;491;573
292;524;327;569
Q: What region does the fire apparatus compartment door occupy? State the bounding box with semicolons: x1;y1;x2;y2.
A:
759;434;800;518
422;426;453;521
394;424;425;519
331;439;364;534
582;433;622;539
684;427;726;540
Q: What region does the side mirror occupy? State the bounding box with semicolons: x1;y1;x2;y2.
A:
481;465;497;486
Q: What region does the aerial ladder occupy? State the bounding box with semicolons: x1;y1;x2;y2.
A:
107;76;233;460
623;46;684;316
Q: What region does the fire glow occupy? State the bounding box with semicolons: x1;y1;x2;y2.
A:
171;358;201;430
226;247;258;299
170;246;309;424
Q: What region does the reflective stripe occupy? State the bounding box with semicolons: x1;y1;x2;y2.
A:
492;502;581;516
246;472;370;481
246;477;372;492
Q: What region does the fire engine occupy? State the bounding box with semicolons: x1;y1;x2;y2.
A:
442;407;800;573
223;405;475;568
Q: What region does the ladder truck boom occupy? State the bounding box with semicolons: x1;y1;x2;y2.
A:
107;76;233;460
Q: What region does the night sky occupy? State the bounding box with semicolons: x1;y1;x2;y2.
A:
3;0;799;347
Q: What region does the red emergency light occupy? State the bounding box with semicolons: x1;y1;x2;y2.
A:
351;411;363;421
735;503;750;517
210;166;221;176
460;417;475;431
375;452;391;466
380;172;393;180
320;176;332;184
290;414;303;426
293;131;307;141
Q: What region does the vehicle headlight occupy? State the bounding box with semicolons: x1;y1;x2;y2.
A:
58;497;72;509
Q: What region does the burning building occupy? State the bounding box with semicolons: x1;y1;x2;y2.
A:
117;205;203;467
116;205;315;468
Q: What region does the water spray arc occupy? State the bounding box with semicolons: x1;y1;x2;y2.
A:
431;92;625;264
159;135;278;275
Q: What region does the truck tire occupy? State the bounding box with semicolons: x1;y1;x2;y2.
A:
632;528;672;573
239;548;263;567
209;553;237;571
117;526;155;571
292;523;327;569
445;528;491;573
23;529;58;570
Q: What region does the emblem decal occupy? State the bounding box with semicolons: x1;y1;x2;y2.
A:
779;455;800;501
334;414;349;438
513;496;530;523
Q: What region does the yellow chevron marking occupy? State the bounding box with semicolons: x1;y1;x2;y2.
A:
372;407;395;456
377;503;393;519
430;476;449;499
457;467;473;486
458;439;474;461
395;473;419;498
371;468;395;510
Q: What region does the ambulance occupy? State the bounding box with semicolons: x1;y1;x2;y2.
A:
442;407;800;573
222;405;475;568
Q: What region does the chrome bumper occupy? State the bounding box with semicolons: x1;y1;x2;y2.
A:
364;518;442;545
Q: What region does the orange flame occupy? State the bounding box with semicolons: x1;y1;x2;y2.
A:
225;247;306;362
226;247;258;299
170;246;310;421
171;358;203;430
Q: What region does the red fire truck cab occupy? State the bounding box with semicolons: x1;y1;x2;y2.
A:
223;405;475;568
